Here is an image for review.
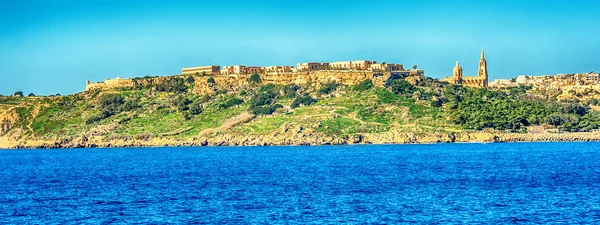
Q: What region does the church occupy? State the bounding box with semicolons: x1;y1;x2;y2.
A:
444;48;488;88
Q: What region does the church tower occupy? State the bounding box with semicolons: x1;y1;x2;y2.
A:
478;47;488;87
453;60;463;84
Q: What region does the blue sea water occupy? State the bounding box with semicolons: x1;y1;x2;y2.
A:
1;143;600;224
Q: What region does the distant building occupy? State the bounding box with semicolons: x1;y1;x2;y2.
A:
370;63;404;71
182;65;220;75
444;48;488;88
222;65;247;75
489;79;517;88
296;62;329;71
246;66;263;74
329;60;376;70
263;66;293;75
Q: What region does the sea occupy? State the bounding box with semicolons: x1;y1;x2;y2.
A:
1;142;600;224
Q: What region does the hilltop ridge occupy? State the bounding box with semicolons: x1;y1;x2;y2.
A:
1;69;600;149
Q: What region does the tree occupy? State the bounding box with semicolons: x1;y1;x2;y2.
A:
390;79;416;95
249;73;262;84
28;93;35;97
291;95;317;108
412;65;418;70
14;91;23;97
353;79;373;91
207;77;216;84
185;76;195;84
219;97;243;109
189;102;203;115
319;82;340;94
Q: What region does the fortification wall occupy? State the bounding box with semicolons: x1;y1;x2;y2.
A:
86;78;134;91
85;70;421;94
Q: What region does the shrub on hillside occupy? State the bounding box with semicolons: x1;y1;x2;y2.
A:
249;84;278;108
249;73;262;84
189;102;203;115
251;104;283;115
185;76;195;85
155;77;187;93
249;92;276;107
219;97;244;109
98;94;125;114
390;79;416;95
258;83;277;93
353;79;374;91
291;95;317;108
13;91;23;97
171;96;192;112
431;98;442;107
28;93;35;97
319;82;340;94
207;77;216;84
282;84;300;98
119;99;140;112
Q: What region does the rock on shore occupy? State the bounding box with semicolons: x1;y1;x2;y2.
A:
2;130;600;149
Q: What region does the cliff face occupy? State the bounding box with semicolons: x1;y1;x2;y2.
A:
86;71;411;95
0;108;19;135
3;69;598;150
3;128;600;149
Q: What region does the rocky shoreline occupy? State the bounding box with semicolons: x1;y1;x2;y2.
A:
1;131;599;149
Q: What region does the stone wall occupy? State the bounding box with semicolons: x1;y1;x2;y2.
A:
85;70;423;94
86;78;134;91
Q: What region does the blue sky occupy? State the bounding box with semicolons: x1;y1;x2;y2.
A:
1;0;599;95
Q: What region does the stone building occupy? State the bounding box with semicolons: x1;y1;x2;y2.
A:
329;60;377;70
444;48;488;88
370;63;404;71
263;66;294;75
86;77;134;91
246;66;263;74
296;62;329;71
182;65;221;75
221;65;247;75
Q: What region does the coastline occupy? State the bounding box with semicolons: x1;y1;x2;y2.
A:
2;132;599;149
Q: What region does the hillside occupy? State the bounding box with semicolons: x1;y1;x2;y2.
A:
2;73;600;149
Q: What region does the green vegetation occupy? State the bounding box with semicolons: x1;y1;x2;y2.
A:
319;82;340;94
353;79;374;91
249;73;262;84
155;77;188;93
291;95;316;108
440;85;598;132
219;97;244;109
86;93;140;124
207;77;216;84
3;74;600;144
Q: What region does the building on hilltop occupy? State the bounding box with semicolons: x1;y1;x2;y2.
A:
182;65;220;75
444;48;488;88
263;66;294;75
86;77;134;91
370;63;404;71
329;60;377;70
246;66;263;74
221;65;247;75
296;62;329;71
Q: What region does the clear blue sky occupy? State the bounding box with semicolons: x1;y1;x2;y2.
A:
1;0;599;95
